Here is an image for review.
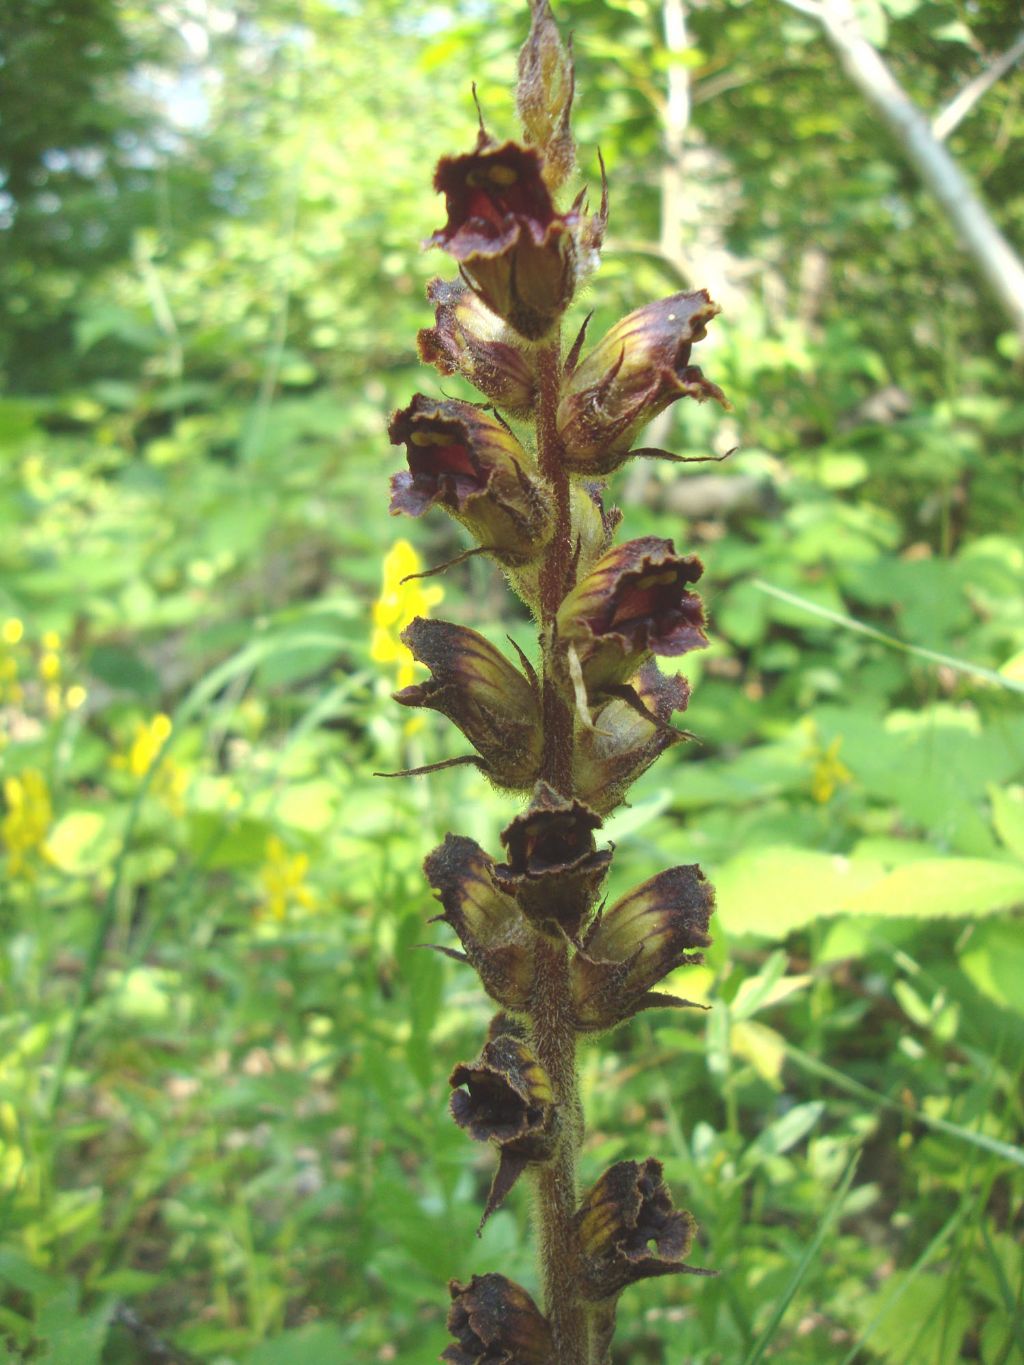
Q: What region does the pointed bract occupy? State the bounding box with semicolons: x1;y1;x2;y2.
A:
574;664;691;816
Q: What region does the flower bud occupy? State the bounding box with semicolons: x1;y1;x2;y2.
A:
574;1158;712;1301
389;395;553;566
494;781;610;938
574;664;691;816
571;864;713;1031
443;1274;555;1365
557;291;727;473
450;1033;559;1224
556;536;707;695
428;137;577;340
424;834;533;1012
417;278;537;417
395;618;541;790
517;0;575;190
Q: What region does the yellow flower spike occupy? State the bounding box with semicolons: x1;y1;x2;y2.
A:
41;631;61;652
1;768;53;877
39;652;61;682
1;619;23;646
114;714;187;815
258;835;316;920
127;713;174;778
809;734;853;805
65;685;88;712
370;539;444;695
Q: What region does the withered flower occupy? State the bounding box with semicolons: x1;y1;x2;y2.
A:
418;278;538;417
494;781;610;938
575;1158;712;1301
443;1274;555;1365
556;536;707;694
389;395;553;566
558;291;727;473
450;1033;559;1225
428;137;577;340
574;664;691;817
517;0;575;190
424;834;533;1012
571;863;713;1031
395;618;541;790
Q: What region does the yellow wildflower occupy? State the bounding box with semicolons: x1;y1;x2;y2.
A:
39;651;61;682
2;768;52;877
259;835;316;920
126;713;174;777
808;735;853;804
1;619;24;646
66;685;88;712
370;539;444;691
115;713;188;814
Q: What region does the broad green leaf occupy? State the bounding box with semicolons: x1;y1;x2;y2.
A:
717;846;1024;939
46;811;118;876
990;785;1024;861
961;919;1024;1015
731;1019;786;1085
715;847;885;937
243;1322;349;1365
848;859;1024;919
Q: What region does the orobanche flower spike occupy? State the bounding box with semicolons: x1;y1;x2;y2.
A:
384;3;725;1359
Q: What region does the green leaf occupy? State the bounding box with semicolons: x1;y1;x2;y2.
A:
243;1322;349;1365
743;1101;825;1164
848;859;1024;919
716;846;1024;939
990;785;1024;862
46;810;118;876
86;644;160;699
715;847;885;937
961;919;1024;1015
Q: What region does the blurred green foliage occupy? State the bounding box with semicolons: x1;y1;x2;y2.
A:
0;0;1022;1361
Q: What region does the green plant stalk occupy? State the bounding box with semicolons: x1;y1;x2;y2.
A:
530;332;590;1362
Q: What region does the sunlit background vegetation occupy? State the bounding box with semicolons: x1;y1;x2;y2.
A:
2;0;1023;1361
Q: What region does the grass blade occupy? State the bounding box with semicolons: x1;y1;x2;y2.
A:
782;1040;1024;1169
741;1151;860;1365
752;579;1024;695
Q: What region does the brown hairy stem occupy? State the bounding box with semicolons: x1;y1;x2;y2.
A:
530;331;590;1361
537;334;574;798
530;938;588;1362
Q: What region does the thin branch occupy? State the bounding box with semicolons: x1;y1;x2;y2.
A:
932;29;1024;142
776;0;825;19
779;0;1024;337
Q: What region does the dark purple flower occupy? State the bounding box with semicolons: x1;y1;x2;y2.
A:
389;394;552;565
428;137;577;340
556;536;707;693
